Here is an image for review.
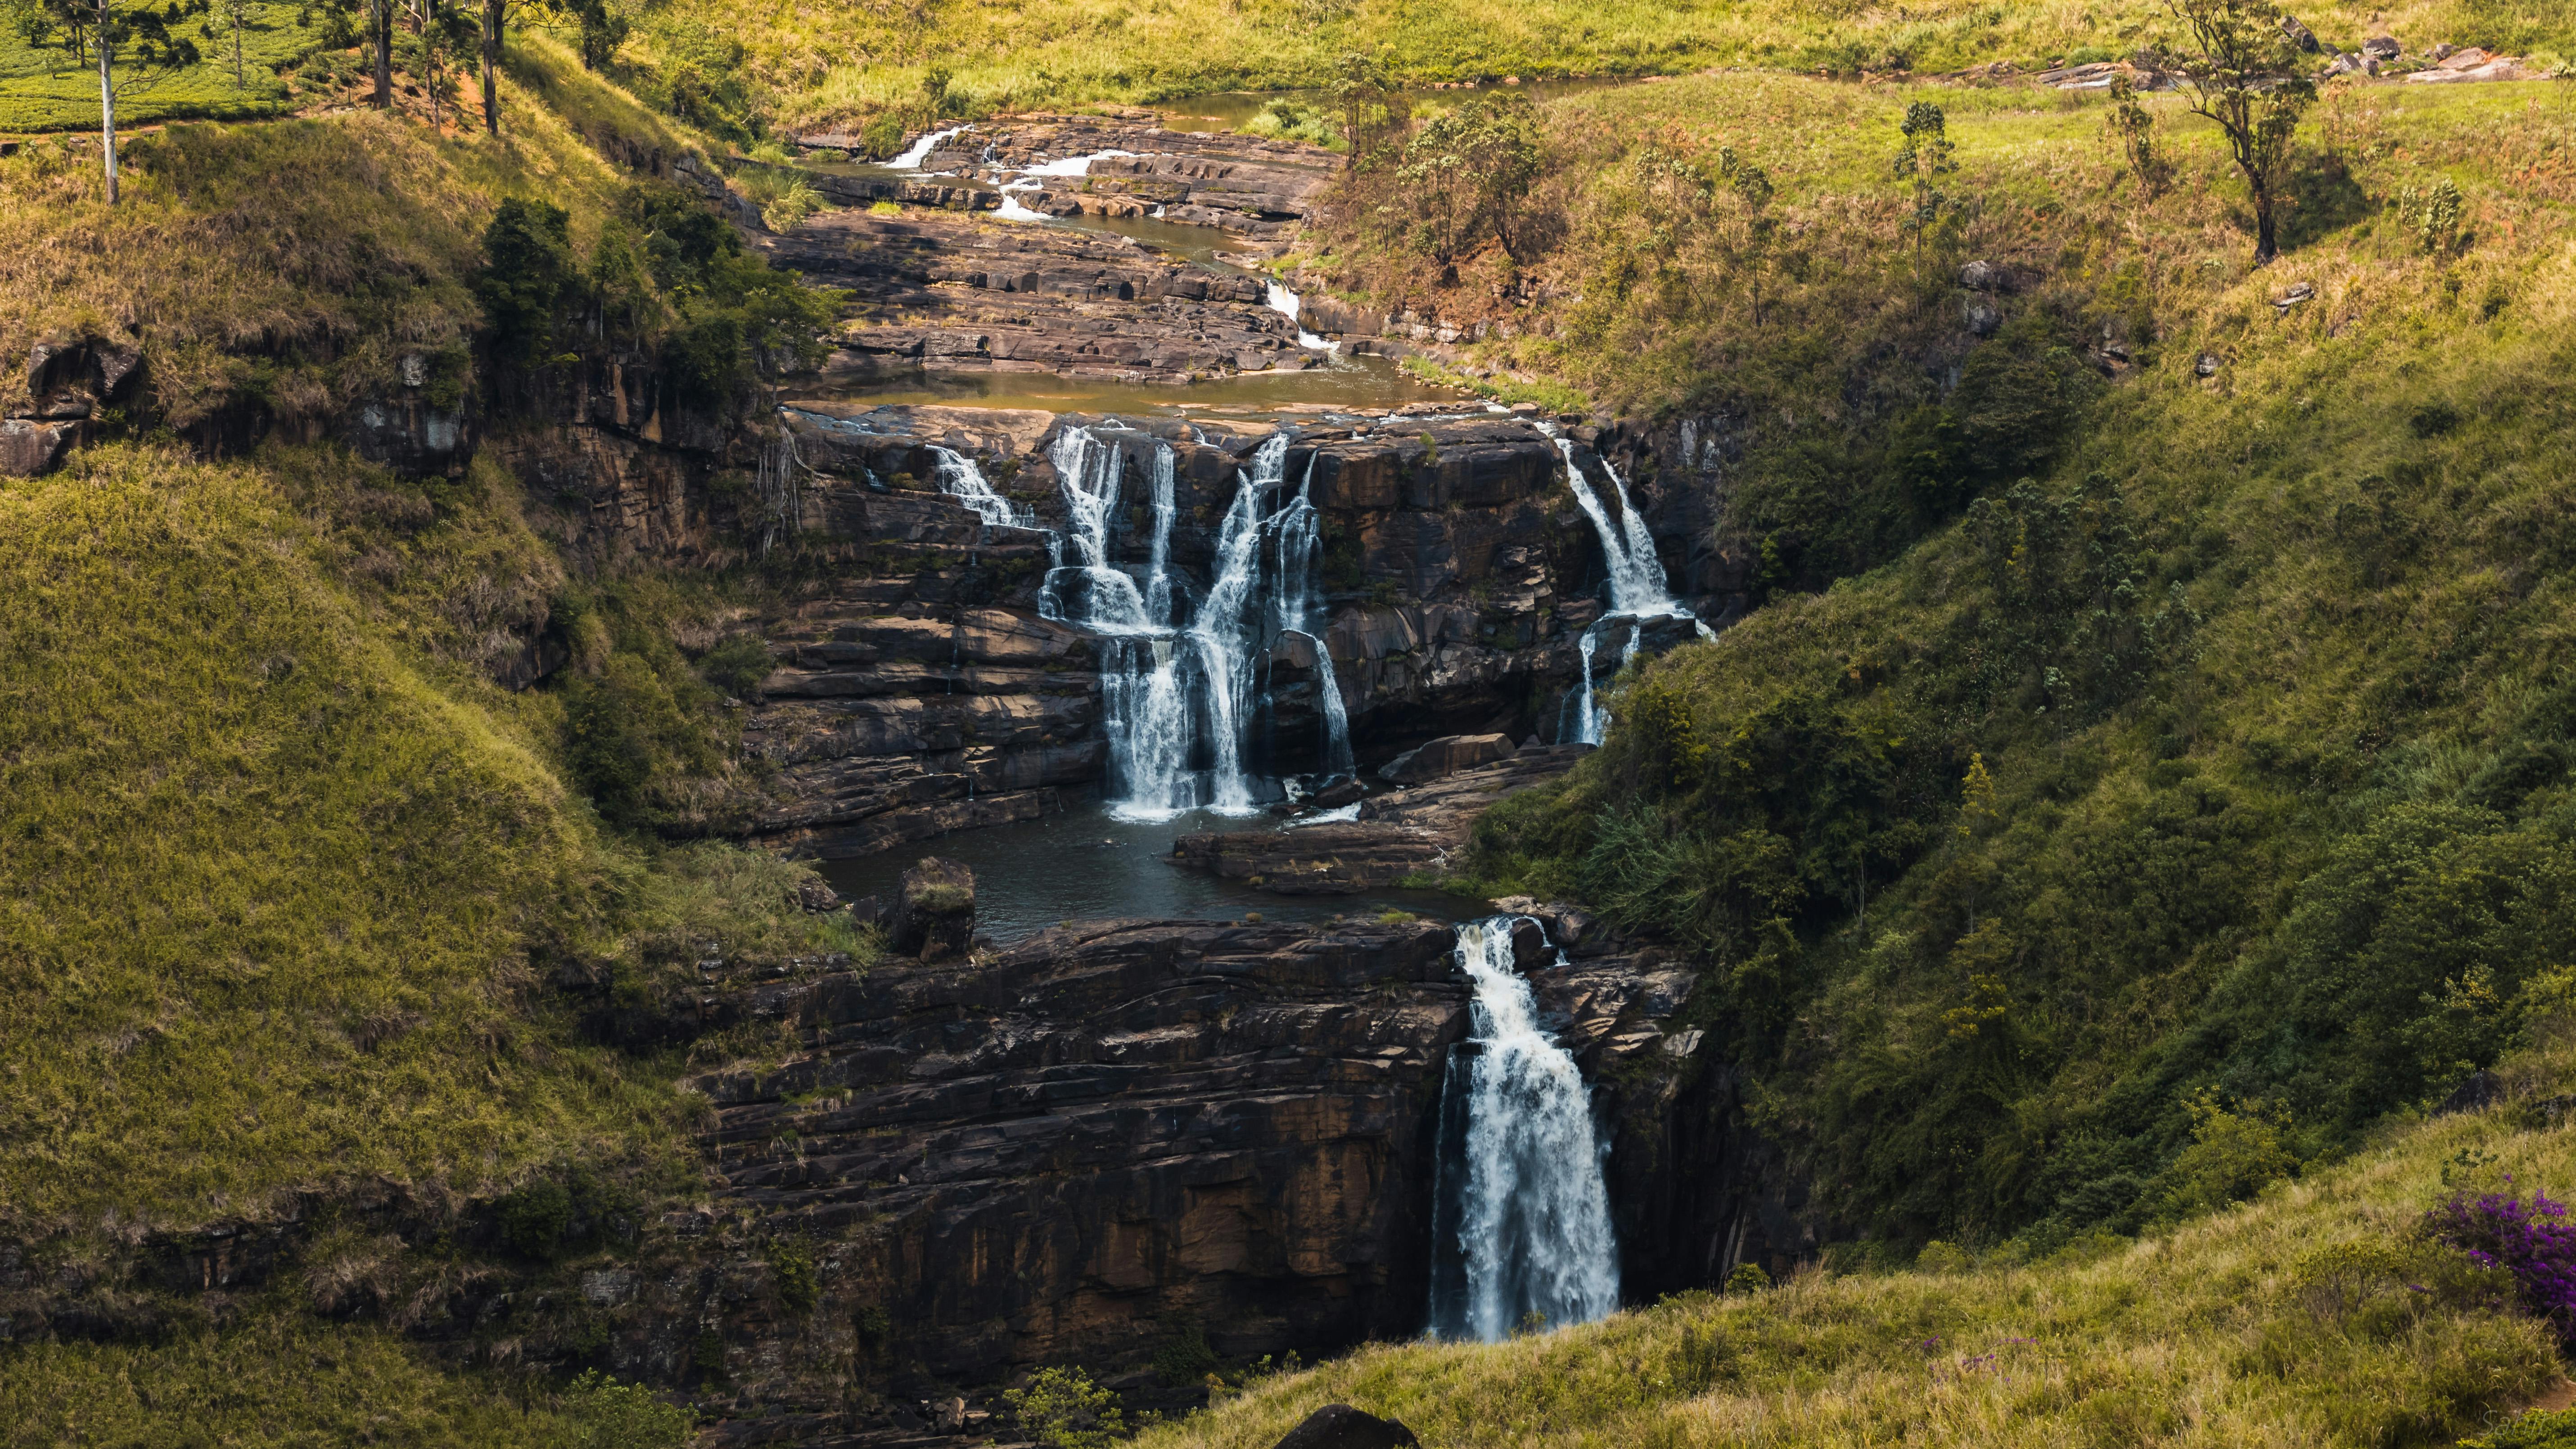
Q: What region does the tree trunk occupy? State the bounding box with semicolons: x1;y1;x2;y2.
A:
96;0;116;204
481;0;501;135
373;0;392;107
2251;179;2278;265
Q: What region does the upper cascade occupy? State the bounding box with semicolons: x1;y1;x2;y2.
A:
1035;422;1354;820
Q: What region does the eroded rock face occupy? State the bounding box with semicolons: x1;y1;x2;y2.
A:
641;908;1723;1431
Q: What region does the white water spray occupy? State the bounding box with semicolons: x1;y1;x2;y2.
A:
889;124;967;170
928;446;1027;528
1427;916;1621;1342
1263;278;1334;351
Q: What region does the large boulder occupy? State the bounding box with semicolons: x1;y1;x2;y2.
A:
1378;732;1513;785
0;419;74;477
1271;1405;1421;1449
889;857;977;961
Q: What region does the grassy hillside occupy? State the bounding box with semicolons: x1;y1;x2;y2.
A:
599;0;2575;136
1442;72;2576;1250
0;32;838;1231
1146;1025;2576;1449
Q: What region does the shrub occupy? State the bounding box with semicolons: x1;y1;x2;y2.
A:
697;632;774;699
1152;1322;1220;1384
768;1237;820;1313
1724;1262;1772;1293
2427;1189;2576;1347
1006;1366;1125;1449
563;1370;692;1447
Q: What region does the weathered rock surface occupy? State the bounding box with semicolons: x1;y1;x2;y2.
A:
628;907;1733;1436
1378;732;1513;784
758;207;1315;384
1169;744;1592;895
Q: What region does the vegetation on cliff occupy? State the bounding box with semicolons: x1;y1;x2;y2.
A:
1465;75;2576;1254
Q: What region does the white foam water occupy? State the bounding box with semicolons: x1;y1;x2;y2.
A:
889;124;967;170
1426;916;1622;1342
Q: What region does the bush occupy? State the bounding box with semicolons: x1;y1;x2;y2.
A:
563;1370;692;1448
697;632;774;699
1152;1322;1220;1384
1006;1366;1126;1449
2427;1190;2576;1347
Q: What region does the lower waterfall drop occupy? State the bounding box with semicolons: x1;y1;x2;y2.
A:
1427;916;1622;1343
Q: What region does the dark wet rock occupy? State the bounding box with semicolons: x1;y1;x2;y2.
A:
1171;745;1590;895
1273;1404;1421;1449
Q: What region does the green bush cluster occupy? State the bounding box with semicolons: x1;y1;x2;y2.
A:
477;181;841;411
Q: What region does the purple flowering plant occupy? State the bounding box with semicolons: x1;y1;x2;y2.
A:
2425;1183;2576;1345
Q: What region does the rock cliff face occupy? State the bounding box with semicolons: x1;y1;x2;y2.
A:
709;402;1737;856
639;902;1741;1440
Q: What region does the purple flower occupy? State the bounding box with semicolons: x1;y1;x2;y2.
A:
2427;1190;2576;1345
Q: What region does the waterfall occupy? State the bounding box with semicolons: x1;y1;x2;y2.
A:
1264;278;1334;351
1015;148;1138;178
1186;433;1291;816
889;124;966;170
1270;456;1353;774
1570;631;1605;746
928;446;1026;528
1536;422;1683;620
1427;916;1621;1342
1039;422;1356;817
1042;424;1157;633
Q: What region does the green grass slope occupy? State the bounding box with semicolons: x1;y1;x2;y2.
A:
1457;74;2576;1249
606;0;2576;136
0;444;684;1224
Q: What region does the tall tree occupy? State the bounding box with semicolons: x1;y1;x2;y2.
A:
2162;0;2315;264
478;0;501;133
49;0;198;203
214;0;251;87
370;0;389;104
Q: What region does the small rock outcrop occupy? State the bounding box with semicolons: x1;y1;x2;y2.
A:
1378;732;1514;785
1171;744;1591;895
890;857;977;960
1273;1404;1422;1449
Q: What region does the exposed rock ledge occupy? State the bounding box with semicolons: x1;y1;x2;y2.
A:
1167;742;1593;894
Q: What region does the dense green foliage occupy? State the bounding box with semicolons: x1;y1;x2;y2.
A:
478;179;840;405
1470;79;2576;1247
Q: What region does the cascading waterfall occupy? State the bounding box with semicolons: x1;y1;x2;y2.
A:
1427;916;1622;1342
1269;458;1355;776
1536;421;1716;741
1186;434;1290;816
889;124;966;170
928;446;1026;528
1040;424;1338;820
1535;422;1681;620
1263;278;1334;351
